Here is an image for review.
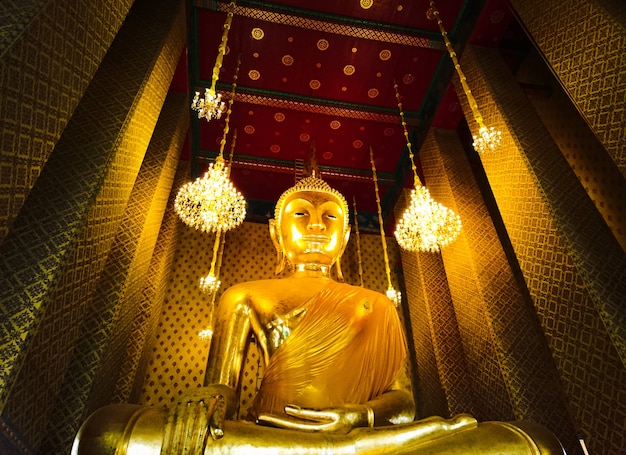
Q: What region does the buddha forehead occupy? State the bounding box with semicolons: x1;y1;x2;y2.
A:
282;190;344;211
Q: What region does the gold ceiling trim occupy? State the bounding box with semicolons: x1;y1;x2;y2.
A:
213;3;435;48
197;155;395;185
218;91;401;124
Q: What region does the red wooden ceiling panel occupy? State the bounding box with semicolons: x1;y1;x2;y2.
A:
180;0;530;225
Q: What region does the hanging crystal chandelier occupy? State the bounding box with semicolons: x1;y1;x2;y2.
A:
429;0;501;153
176;55;245;233
370;146;401;306
393;80;462;253
191;90;225;122
395;185;462;253
174;156;246;233
472;125;502;154
200;272;221;295
191;1;236;122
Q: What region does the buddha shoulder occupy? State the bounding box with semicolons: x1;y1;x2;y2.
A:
217;277;332;315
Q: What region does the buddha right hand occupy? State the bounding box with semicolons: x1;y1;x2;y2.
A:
257;403;370;434
162;385;236;453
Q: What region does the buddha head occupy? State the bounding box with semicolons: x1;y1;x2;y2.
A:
270;174;350;279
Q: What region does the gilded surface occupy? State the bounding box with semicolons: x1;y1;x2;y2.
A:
73;174;563;454
456;44;626;454
0;0;185;453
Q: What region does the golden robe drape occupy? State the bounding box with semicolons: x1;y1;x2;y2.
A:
250;282;407;417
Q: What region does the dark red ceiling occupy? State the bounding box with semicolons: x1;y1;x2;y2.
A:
172;0;527;230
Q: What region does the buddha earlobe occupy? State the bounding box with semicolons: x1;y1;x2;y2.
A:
269;219;286;275
335;257;344;281
334;225;351;282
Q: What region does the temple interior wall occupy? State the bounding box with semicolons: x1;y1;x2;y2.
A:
1;0;624;454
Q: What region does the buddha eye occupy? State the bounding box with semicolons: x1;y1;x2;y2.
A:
294;211;307;217
326;214;337;220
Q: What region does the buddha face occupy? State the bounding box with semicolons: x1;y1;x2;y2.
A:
276;190;348;268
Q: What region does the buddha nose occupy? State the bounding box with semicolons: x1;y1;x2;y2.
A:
307;213;326;231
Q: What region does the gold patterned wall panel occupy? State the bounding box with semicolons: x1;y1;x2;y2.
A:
0;0;134;243
422;129;579;448
129;162;188;404
40;3;186;452
509;0;626;178
0;3;144;420
419;133;513;423
139;216;404;418
457;45;626;454
395;194;469;420
516;49;626;251
77;91;187;413
138;222;273;409
0;0;186;453
113;93;189;404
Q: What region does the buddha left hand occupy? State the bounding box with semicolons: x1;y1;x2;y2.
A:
257;404;369;434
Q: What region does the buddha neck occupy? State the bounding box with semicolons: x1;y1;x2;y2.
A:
292;263;332;278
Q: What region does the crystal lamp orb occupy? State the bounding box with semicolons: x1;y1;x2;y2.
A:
191;89;225;122
472;126;502;153
394;185;462;253
198;328;213;341
174;158;246;234
199;273;221;295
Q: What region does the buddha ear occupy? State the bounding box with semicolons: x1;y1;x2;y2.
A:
269;219;286;275
334;225;351;282
341;225;351;256
269;219;280;250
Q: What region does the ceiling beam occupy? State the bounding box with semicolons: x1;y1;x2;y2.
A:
200;0;446;47
197;150;397;186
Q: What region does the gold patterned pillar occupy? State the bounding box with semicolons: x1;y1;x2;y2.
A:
113;94;189;404
0;0;134;242
398;232;477;419
456;44;626;454
0;0;186;452
421;128;580;452
128;161;187;404
516;48;626;251
508;0;626;177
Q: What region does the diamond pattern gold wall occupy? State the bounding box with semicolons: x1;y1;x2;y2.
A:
509;0;626;178
128;161;189;404
0;0;134;242
421;128;580;448
395;209;472;419
112;93;189;405
0;0;186;453
456;44;626;454
516;49;626;251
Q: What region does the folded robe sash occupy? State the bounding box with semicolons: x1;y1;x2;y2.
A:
250;281;407;417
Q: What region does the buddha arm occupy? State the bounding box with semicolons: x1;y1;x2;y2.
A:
204;287;255;397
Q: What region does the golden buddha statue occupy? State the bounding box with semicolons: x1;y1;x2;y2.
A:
73;172;564;455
